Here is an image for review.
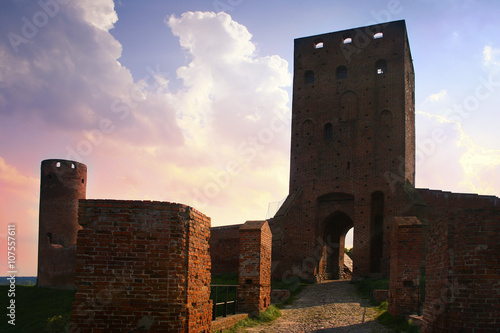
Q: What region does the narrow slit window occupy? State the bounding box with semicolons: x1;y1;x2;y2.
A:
376;59;387;75
324;123;333;140
336;66;347;79
305;70;315;84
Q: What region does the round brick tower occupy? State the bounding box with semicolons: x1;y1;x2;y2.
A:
37;159;87;289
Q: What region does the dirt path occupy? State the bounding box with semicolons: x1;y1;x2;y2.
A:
242;280;392;332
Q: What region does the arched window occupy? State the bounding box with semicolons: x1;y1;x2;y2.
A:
324;123;333;140
374;32;383;39
302;119;313;137
376;59;387;74
305;70;315;84
336;66;347;79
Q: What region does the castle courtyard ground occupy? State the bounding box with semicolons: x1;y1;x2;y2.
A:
242;280;392;333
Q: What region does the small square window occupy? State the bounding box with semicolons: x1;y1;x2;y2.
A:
305;70;314;84
314;41;324;49
376;59;387;75
337;66;347;79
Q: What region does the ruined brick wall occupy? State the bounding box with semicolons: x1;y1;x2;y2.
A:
71;200;212;333
210;225;241;276
238;221;272;316
388;216;423;317
37;159;87;289
423;209;500;332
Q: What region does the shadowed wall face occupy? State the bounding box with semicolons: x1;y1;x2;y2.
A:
423;209;500;332
37;159;87;289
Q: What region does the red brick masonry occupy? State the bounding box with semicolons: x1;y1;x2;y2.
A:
210;224;241;276
423;209;500;332
388;216;423;317
238;220;272;316
71;200;212;333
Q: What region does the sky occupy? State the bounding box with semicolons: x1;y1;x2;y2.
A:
1;0;499;276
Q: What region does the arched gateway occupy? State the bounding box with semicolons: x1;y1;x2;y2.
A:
322;211;353;280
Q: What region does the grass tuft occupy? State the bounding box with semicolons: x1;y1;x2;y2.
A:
353;278;389;303
226;305;282;332
352;280;421;333
211;273;239;285
375;302;420;333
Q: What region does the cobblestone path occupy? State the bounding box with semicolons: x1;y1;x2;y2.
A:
243;280;392;332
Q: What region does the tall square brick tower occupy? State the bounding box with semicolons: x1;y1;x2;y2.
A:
270;20;419;280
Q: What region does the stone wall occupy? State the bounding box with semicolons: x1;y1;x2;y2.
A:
71;200;212;333
422;209;500;332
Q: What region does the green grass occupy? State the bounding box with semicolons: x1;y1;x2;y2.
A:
375;301;421;333
353;279;421;333
275;282;308;308
353;277;390;303
0;274;301;332
211;273;238;285
0;285;75;333
211;275;308;332
210;274;308;318
211;274;239;317
223;305;282;332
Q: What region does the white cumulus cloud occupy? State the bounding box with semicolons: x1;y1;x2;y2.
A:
424;89;448;103
0;2;293;254
416;111;500;196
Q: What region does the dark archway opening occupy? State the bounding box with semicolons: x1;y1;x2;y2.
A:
323;211;353;280
370;191;384;273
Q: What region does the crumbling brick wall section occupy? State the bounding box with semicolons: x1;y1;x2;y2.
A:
238;220;272;316
210;224;242;276
71;200;212;333
388;216;423;318
423;209;500;332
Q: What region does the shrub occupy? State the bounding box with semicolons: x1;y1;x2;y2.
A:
45;315;67;333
